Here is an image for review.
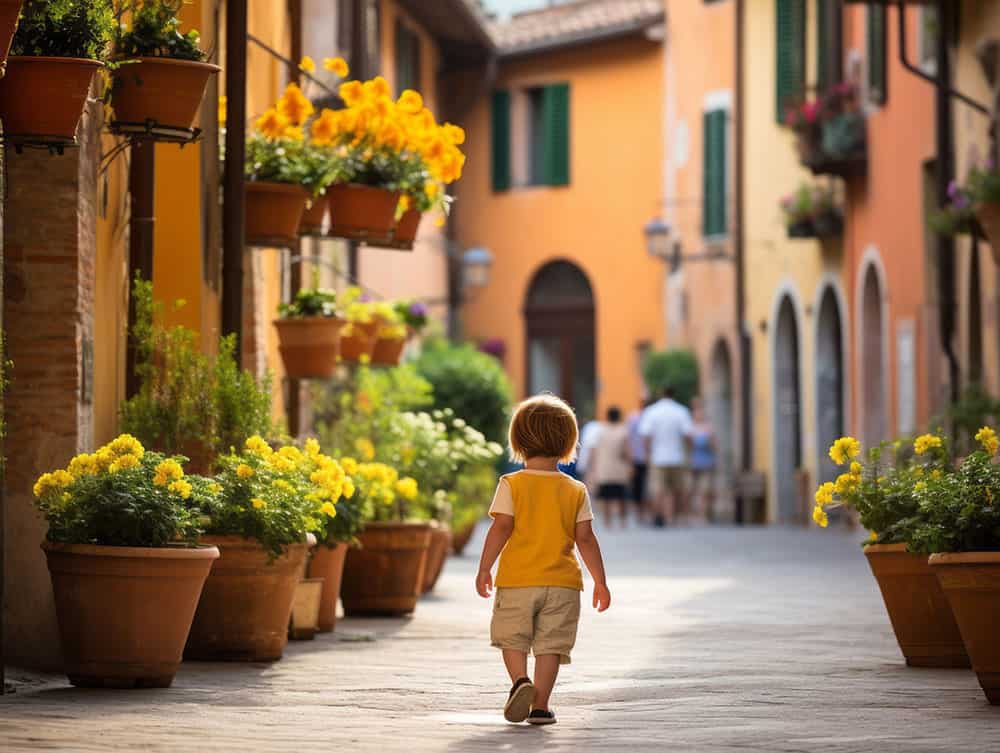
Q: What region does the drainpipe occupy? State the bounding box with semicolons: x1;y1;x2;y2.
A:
126;142;156;398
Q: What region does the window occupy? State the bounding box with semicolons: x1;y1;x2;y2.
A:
394;17;421;94
775;0;806;122
815;0;841;91
867;4;887;105
491;83;570;192
702;109;727;237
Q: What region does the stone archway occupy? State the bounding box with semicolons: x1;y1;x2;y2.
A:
815;286;845;486
773;296;802;523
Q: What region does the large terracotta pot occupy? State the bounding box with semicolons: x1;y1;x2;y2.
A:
273;316;345;379
864;544;969;668
930;552;1000;704
975;203;1000;266
422;523;452;594
245;181;310;247
42;541;219;688
371;336;406;366
339;321;379;364
111;57;220;130
0;1;22;78
327;183;401;242
341;522;432;616
451;521;478;555
0;56;102;143
388;208;422;250
299;198;327;236
185;534;314;662
308;542;348;632
289;578;324;640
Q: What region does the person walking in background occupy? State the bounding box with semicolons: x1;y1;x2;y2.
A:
626;398;651;523
574;417;604;486
686;397;717;523
587;406;632;527
638;387;692;527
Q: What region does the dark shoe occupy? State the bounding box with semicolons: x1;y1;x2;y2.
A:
528;709;556;725
653;515;666;528
504;677;535;723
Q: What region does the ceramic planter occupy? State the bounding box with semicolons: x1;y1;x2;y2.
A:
339;321;380;364
388;208;422;250
273;316;345;379
0;56;102;143
451;521;477;555
111;57;220;131
0;1;22;78
371;336;407;366
864;544;969;668
341;522;432;616
422;523;452;594
327;183;401;242
185;534;315;662
299;198;328;236
308;542;348;632
930;552;1000;704
42;541;219;688
975;203;1000;266
245;182;310;247
289;578;324;640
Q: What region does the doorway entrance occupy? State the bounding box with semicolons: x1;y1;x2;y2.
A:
815;287;844;486
773;296;802;522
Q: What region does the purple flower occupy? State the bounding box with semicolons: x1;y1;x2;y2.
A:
947;180;959;199
409;301;428;317
953;194;971;210
359;293;372;303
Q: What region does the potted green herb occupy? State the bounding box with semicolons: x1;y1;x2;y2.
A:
274;283;345;379
0;0;114;144
929;176;982;240
109;0;220;133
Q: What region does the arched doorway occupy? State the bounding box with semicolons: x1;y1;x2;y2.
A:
815;287;844;486
860;265;887;448
524;260;597;421
708;339;734;477
773;296;802;522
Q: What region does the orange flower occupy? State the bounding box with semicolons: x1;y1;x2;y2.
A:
397;89;424;114
277;83;315;126
310;108;340;146
442;122;465;145
255;108;289;141
339;80;364;106
299;55;316;74
323;56;349;77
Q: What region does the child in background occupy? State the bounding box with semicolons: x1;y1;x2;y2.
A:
476;394;611;726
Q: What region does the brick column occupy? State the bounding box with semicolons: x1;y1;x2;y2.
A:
2;103;100;670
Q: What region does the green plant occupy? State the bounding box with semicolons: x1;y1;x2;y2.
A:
414;339;513;445
395;300;429;331
968;163;1000;205
113;0;205;61
930;177;979;237
278;287;339;318
942;384;1000;455
450;462;498;531
641;349;699;406
32;434;213;547
12;0;115;60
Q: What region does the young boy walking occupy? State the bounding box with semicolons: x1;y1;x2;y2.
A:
476;394;611;726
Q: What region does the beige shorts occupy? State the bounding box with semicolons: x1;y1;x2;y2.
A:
490;586;581;665
653;466;687;497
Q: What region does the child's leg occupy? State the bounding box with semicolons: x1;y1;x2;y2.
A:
502;649;529;683
532;654;561;711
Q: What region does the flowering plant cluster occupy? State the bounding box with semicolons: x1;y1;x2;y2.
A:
32;434;215;548
341;457;420;523
780;183;840;227
929;177;979;237
113;0;206;62
784;83;857;135
278;287;339;319
784;83;864;164
394;300;429;332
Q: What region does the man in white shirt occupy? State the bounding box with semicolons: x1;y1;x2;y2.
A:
638;387;693;527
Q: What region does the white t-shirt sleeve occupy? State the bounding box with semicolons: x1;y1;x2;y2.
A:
488;477;514;517
576;487;595;523
637;408;653;437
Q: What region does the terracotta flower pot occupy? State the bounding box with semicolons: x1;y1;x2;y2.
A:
289;577;324;640
327;183;401;242
0;56;102;143
451;521;478;555
341;522;432;616
371;336;406;366
864;544;969;668
185;534;315;662
308;542;348;632
389;208;422;250
975;202;1000;266
111;57;220;130
422;523;452;594
273;316;345;379
245;181;310;247
42;541;219;688
0;1;23;78
299;198;327;236
339;321;379;364
930;552;1000;704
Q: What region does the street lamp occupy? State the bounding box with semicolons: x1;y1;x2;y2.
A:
462;246;493;290
643;216;673;261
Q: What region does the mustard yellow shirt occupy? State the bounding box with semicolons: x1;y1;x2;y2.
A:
489;470;594;591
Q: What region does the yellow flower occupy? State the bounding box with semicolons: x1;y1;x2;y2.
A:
68;453;98;479
246;436;273;457
931;469;942;479
153;459;184;487
812;505;829;528
310;108;340;146
914;481;927;492
272;479;294;492
829;437;861;465
814;481;834;507
33;470;74;498
278;445;303;463
305;438;321;457
218;94;227;125
283;124;305;141
168;479;192;499
109;434;145;458
913;467;924;477
340;457;358;475
109;453;140;474
914;434;943;455
355;437;375;461
397;89;424;114
323;56;349;77
976;426;999;456
209;482;223;495
252;498;267;510
339;79;364;106
343;479;356;498
442;122;465;145
94;447;116;472
299;55;316;74
834;472;858;497
320;501;338;517
870;531;878;542
849;461;862;477
236;464;254;479
395;477;418;501
255;107;289;141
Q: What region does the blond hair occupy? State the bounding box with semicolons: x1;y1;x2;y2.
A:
508;393;579;464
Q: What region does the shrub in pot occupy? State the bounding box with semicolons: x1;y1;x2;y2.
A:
33;434;220;688
0;0;114;143
109;0;220;132
338;288;379;364
185;437;348;661
274;286;344;379
813;434;970;668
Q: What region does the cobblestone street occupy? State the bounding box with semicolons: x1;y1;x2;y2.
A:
3;525;999;752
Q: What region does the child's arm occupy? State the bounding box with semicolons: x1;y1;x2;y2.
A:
476;513;514;597
575;520;611;612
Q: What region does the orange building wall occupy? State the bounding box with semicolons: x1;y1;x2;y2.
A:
455;37;666;415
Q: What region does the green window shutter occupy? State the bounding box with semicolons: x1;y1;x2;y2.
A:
703;110;727;237
776;0;806;123
542;83;570;186
817;0;829;91
491;90;511;192
867;5;887;104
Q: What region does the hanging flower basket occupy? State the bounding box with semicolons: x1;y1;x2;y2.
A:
299;198;328;236
975;202;1000;266
273;316;345;379
387;209;422;251
327;183;401;242
0;56;102;144
0;1;22;78
341;522;432;616
339;320;379;364
110;57;220;134
245;181;310;247
371;334;407;366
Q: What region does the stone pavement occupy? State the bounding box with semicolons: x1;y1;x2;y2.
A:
2;525;999;752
